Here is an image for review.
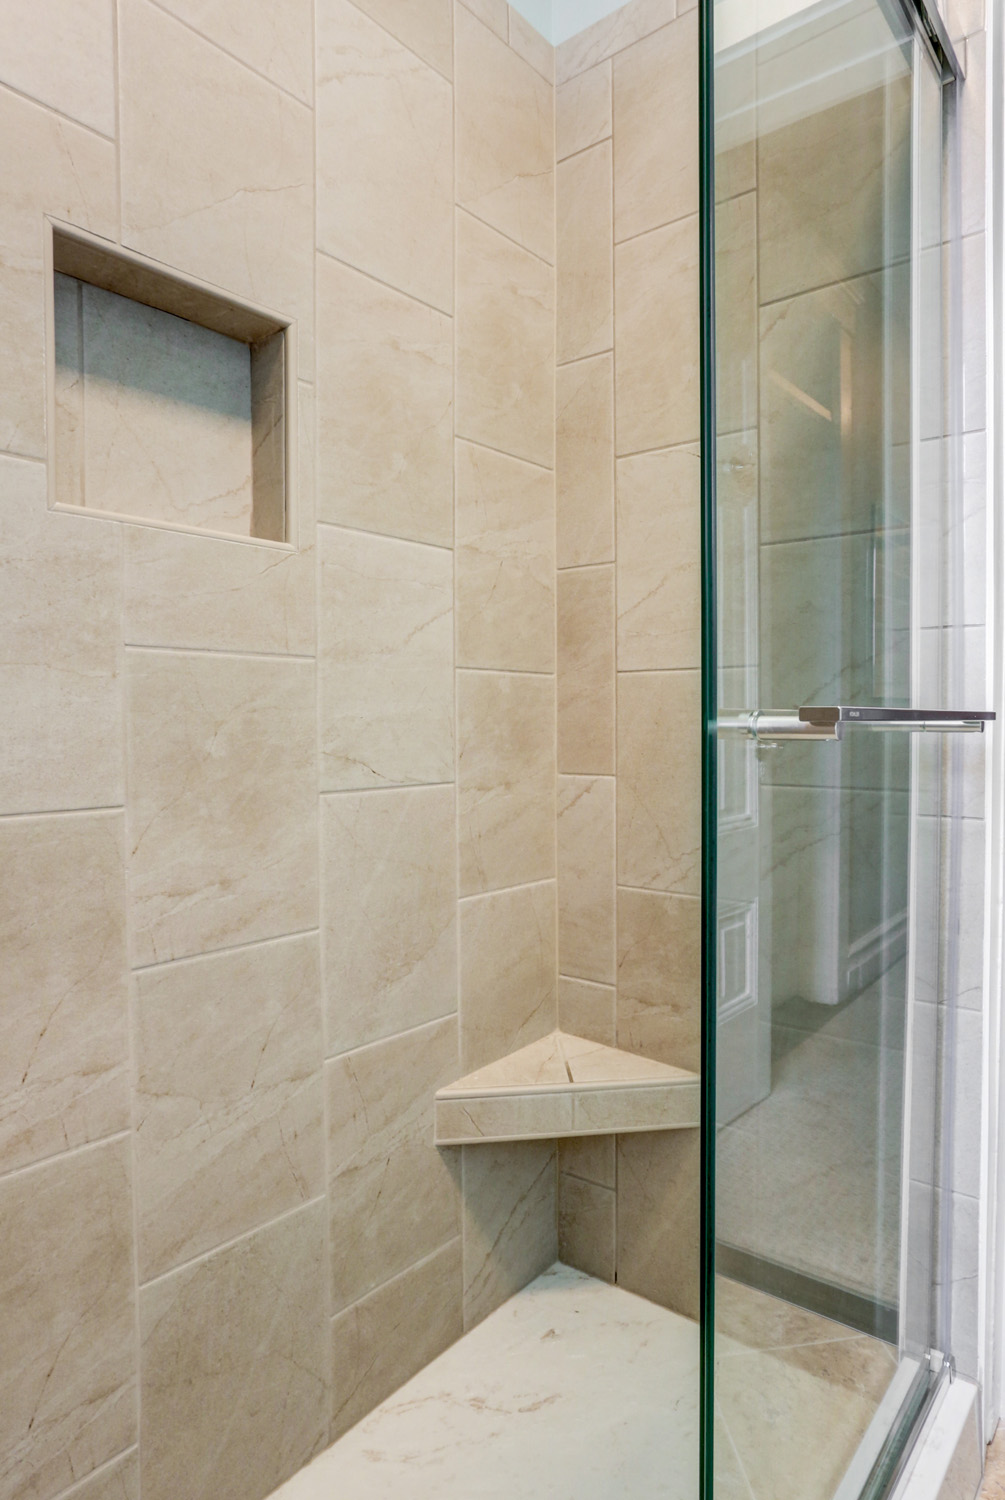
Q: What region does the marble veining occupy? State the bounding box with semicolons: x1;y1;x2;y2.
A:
266;1264;700;1500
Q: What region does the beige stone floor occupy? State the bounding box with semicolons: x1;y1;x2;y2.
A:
980;1428;1005;1498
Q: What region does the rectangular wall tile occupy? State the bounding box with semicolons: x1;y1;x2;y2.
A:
617;1129;699;1320
617;886;701;1071
140;1202;328;1500
350;0;453;78
458;669;555;895
0;1140;134;1500
615;215;700;454
0;0;115;132
616;445;701;670
558;775;615;985
508;8;553;81
123;524;315;656
0;811;128;1176
558;565;615;774
455;5;554;263
559;1127;616;1191
462;1140;557;1328
556;354;614;568
0;457;123;814
556;60;611;160
558;1174;616;1282
456;439;555;672
119;0;314;369
612;11;698;243
316;0;453;312
156;0;313;98
327;1017;460;1311
316;256;453;547
555;0;675;84
617;669;701;895
322;785;457;1056
456;210;555;468
331;1239;463;1440
319;526;454;790
558;974;616;1045
557;141;613;363
459;881;557;1072
0;88;115;458
126;650;318;966
134;933;324;1280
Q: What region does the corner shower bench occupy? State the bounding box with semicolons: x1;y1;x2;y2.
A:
433;1030;700;1145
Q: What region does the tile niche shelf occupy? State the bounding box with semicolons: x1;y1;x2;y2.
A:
434;1030;700;1146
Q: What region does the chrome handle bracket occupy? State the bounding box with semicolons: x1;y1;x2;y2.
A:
717;706;995;742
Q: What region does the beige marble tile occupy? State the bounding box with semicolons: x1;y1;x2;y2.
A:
123;523;315;656
331;1239;463;1441
316;256;453;547
559;1128;616;1190
0;1139;134;1500
617;1128;699;1319
140;1202;328;1500
617;669;701;895
615;215;700;455
120;0;314;370
153;0;314;100
316;0;452;314
436;1090;574;1144
457;670;555;895
70;282;255;536
757;76;910;306
459;881;557;1072
126;649;318;967
0;811;128;1176
715;1276;860;1356
981;1428;1005;1500
350;0;453;79
319;526;454;790
508;7;553;79
556;353;615;567
459;0;507;39
617;444;701;671
327;1017;460;1311
456;210;555;469
59;1450;139;1500
558;564;615;775
559;1173;616;1282
322;785;456;1055
562;1031;695;1085
715;191;757;438
558;775;615;985
0;86;116;458
617;887;701;1071
574;1080;699;1134
134;933;324;1280
456;439;555;672
558;974;616;1046
557;61;612;160
557;141;613;364
613;11;698;244
441;1031;568;1094
0;0;114;132
555;0;676;83
462;1140;557;1327
455;5;554;263
0;456;123;814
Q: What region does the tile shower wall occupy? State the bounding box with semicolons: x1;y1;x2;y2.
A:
0;2;563;1496
554;0;702;1321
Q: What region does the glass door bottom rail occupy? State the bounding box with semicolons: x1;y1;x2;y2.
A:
267;1265;899;1500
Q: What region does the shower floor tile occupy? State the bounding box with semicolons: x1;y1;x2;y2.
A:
268;1263;700;1499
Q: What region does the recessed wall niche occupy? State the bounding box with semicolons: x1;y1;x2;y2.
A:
49;224;292;543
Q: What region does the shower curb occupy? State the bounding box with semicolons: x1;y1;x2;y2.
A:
892;1374;983;1500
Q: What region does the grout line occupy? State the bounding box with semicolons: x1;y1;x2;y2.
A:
558;132;614;168
458;876;557;906
324;1010;460;1065
340;0;452;86
330;1235;463;1323
0;77;116;143
616;882;700;900
138;1195;328;1292
610;64;620;1282
455;203;555;269
314;516;454;551
123;642;316;662
557;346;614;372
141;0;314;111
131;926;321;975
615;436;702;461
315;246;453;322
51;1447;139;1500
455;432;555;475
455;664;556;678
0;804;124;821
0;1129;131;1188
319;783;455;798
557;558;615;574
612;204;700;253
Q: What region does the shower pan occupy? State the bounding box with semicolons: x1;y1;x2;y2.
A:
701;0;991;1495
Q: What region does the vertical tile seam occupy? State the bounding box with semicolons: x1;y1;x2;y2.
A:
609;20;621;1283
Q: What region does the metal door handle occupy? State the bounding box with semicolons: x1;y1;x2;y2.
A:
718;706;996;742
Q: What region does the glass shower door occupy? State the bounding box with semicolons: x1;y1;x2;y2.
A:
703;2;977;1496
